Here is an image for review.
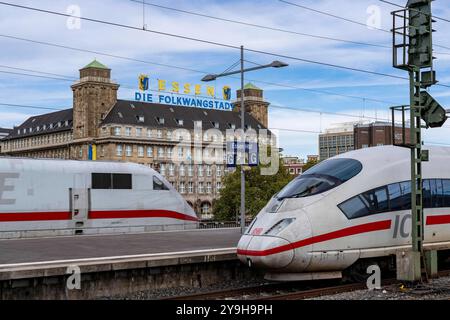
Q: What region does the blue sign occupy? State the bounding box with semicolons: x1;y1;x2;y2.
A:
134;92;234;111
226;141;259;168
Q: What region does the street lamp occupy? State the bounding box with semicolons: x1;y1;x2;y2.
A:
202;45;288;234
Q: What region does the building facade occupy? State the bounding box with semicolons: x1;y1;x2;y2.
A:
354;121;411;150
282;156;305;176
0;60;273;219
319;122;356;160
319;121;411;160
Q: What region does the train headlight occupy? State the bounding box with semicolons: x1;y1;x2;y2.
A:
265;218;296;236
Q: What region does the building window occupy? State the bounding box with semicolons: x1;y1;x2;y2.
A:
188;182;194;194
158;147;164;158
157;130;162;138
194;120;202;128
202;202;211;215
79;147;83;158
198;165;203;177
179;182;185;194
206;182;212;194
126;145;132;157
206;165;212;177
125;127;132;136
188;165;193;177
178;147;184;158
362;144;369;148
176;119;184;126
100;146;105;157
138;146;144;157
198;182;204;194
216;165;222;177
147;147;153;157
147;129;152;138
179;164;185;176
167;147;173;158
160;163;166;176
169;163;175;176
136;128;142;137
167;130;172;139
216;182;222;193
116;144;122;157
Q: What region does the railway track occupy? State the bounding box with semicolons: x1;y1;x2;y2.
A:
166;270;450;300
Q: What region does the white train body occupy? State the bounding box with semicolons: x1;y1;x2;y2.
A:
237;146;450;280
0;157;197;238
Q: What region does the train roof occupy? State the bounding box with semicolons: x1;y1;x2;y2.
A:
0;157;154;174
333;145;450;166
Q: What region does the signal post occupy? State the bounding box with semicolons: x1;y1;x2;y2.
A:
391;0;447;282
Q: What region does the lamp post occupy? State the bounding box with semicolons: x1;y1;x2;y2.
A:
202;45;288;234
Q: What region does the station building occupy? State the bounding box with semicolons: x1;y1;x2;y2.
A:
0;60;273;219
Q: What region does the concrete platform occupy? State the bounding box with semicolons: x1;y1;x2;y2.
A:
0;228;251;299
0;228;241;265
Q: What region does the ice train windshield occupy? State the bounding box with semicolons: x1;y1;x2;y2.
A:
276;158;363;200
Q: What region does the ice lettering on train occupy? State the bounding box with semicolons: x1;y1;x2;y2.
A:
0;172;19;205
393;214;412;238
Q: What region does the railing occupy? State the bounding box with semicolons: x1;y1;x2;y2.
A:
0;220;250;239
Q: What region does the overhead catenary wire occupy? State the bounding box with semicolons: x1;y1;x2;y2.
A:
0;68;432;130
0;36;405;105
279;0;450;52
379;0;450;24
0;64;403;123
0;1;413;82
130;0;391;49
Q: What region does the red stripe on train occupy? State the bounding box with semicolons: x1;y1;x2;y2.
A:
237;220;392;257
0;211;71;222
426;214;450;225
88;210;199;222
0;210;198;222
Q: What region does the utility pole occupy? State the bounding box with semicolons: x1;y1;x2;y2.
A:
391;0;447;282
240;45;246;235
202;49;288;235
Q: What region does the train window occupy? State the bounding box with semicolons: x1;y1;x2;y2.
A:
388;182;411;212
341;179;450;220
442;180;450;207
92;173;132;189
304;158;363;183
428;179;444;209
153;176;169;191
112;174;132;189
92;173;112;189
361;186;389;213
338;196;370;219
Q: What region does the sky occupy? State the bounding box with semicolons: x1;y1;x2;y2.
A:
0;0;450;159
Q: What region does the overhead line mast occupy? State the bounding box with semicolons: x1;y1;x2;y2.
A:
391;0;447;282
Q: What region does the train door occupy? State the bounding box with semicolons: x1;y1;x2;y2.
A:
70;173;90;232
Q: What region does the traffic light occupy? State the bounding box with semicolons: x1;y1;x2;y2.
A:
407;0;434;69
419;91;447;128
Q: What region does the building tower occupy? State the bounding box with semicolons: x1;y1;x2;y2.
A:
71;60;120;140
233;83;270;127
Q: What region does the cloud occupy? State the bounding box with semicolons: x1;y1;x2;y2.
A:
1;0;449;157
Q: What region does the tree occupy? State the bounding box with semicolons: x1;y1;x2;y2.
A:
213;161;293;221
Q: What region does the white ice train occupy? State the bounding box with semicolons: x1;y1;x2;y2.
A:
237;145;450;281
0;157;198;238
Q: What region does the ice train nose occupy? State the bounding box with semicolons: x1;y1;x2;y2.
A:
237;235;294;269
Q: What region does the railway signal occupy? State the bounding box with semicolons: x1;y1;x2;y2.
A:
391;0;447;282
